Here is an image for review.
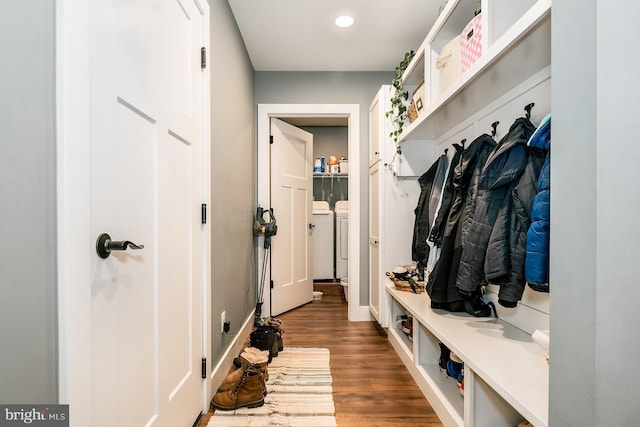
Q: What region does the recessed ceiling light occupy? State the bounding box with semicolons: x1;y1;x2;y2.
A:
335;15;354;28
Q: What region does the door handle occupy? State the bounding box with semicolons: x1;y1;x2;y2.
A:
96;233;145;259
308;223;315;230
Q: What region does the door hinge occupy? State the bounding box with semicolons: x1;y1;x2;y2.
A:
201;358;207;379
269;135;274;145
270;279;274;289
201;203;207;224
201;47;206;69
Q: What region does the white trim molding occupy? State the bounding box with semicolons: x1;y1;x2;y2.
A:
257;104;368;321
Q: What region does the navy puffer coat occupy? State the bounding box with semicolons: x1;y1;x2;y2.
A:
486;138;545;306
525;114;551;291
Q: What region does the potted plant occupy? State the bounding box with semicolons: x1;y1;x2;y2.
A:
385;50;415;176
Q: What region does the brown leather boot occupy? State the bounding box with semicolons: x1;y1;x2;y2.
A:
211;365;265;410
217;350;269;393
242;348;270;382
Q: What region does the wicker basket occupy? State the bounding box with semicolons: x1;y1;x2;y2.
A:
386;271;425;293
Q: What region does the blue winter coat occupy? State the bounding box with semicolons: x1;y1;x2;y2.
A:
525;114;551;290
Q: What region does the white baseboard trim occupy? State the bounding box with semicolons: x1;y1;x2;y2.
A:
349;304;374;322
207;309;254;402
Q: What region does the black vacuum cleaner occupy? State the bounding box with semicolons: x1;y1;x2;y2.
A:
253;206;277;326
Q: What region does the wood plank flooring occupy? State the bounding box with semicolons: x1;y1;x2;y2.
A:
196;282;443;427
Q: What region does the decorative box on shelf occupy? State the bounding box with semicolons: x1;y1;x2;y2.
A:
460;13;482;73
412;80;425;117
408;101;419;123
436;35;462;96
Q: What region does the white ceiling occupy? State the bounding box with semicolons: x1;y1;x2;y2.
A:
227;0;444;72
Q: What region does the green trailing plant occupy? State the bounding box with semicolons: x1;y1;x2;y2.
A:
384;50;415;176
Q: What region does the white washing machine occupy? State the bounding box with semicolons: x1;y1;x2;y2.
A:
334;200;349;279
312;201;334;280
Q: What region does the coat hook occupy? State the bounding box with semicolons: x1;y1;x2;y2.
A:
461;138;467;149
491;121;499;137
444;148;449;155
524;103;535;120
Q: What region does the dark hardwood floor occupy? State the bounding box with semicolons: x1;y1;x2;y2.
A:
197;282;443;426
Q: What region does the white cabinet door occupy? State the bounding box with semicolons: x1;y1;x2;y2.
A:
368;160;381;321
368;87;384;167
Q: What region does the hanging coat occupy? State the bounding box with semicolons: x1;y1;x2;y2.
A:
426;135;496;310
412;154;449;273
456;118;536;303
525;114;551;291
485;143;545;306
428;143;464;247
424;156;453;279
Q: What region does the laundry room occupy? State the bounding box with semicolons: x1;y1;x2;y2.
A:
287;120;350;294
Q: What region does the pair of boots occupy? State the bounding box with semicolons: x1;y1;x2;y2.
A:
250;318;284;362
211;348;269;411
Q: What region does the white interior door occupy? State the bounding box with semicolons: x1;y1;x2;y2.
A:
89;0;208;425
270;118;314;316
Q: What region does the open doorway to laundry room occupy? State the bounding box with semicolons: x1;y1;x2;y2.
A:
257;104;369;322
285;119;349;304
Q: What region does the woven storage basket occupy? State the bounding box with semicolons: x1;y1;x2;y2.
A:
386;271;425;293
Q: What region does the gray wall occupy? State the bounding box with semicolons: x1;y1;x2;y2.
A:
551;1;640;425
0;1;58;403
306;126;349;210
209;0;257;363
255;72;393;305
307;126;348;162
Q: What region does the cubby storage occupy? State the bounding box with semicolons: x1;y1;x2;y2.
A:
375;4;551;425
386;283;548;427
398;0;551;142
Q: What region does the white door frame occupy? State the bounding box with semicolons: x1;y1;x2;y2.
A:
257;104;369;321
56;1;94;423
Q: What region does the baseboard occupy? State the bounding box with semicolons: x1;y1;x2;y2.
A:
207;309;255;403
349;304;374;321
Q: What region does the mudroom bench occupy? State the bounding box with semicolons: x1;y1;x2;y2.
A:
386;282;548;427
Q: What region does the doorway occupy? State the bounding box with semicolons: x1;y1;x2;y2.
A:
257;104;369;321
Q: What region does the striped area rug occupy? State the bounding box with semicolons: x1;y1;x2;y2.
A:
208;348;337;427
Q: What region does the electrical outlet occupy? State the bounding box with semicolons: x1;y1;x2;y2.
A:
221;311;226;334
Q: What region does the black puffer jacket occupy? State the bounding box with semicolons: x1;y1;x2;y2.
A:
456;118;536;305
426;135;496;308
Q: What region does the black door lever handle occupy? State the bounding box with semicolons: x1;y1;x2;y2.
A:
96;233;144;259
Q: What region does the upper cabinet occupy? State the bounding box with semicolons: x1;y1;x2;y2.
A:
399;0;551;142
368;89;383;167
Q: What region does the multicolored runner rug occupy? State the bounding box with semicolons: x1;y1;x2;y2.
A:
208;348;337;427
